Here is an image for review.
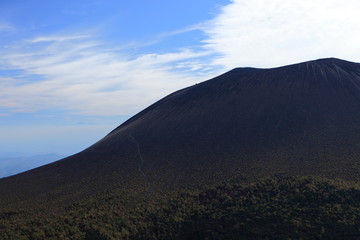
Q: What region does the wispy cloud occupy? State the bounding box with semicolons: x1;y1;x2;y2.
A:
0;23;16;33
0;35;216;116
28;35;89;43
202;0;360;68
157;23;205;39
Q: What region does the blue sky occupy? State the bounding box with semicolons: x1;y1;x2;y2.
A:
1;0;360;157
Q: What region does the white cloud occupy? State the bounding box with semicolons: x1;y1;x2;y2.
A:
0;36;216;116
202;0;360;68
28;35;89;43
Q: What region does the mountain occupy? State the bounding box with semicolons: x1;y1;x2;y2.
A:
1;58;360;208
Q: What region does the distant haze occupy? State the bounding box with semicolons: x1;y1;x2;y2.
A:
0;153;65;178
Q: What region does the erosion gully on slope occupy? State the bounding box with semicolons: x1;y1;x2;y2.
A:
129;134;153;198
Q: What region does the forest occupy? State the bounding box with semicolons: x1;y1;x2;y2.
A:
1;175;360;239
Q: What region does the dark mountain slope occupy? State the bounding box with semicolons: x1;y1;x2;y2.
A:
2;58;360;207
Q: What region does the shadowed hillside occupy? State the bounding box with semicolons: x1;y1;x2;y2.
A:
1;58;360;208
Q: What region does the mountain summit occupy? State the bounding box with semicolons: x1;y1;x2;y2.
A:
2;58;360;206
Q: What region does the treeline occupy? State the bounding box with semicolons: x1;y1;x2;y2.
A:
1;176;360;239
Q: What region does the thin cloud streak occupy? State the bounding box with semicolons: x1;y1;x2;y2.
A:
28;35;89;43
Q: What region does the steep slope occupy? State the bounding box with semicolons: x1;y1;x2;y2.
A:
2;58;360;207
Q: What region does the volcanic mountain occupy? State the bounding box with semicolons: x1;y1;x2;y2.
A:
2;57;360;207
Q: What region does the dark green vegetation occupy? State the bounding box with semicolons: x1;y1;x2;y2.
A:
2;58;360;238
2;176;360;239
